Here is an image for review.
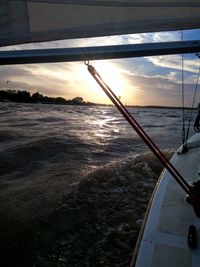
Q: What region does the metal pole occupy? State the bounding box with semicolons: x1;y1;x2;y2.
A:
0;40;200;65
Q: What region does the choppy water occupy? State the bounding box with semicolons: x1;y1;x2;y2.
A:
0;102;195;266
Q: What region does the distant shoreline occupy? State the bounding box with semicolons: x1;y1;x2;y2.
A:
125;105;195;110
0;99;196;110
0;89;196;110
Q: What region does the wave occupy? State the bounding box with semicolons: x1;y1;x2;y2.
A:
36;116;66;123
0;150;173;266
143;124;166;128
0;103;184;266
0;136;92;177
33;150;173;267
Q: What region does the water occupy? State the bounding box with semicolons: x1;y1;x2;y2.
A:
0;102;195;266
0;102;184;178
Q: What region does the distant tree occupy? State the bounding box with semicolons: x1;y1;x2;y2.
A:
71;97;84;104
7;89;17;94
43;96;51;102
0;89;91;106
0;89;31;102
32;92;43;102
55;97;67;104
17;90;31;102
0;90;9;100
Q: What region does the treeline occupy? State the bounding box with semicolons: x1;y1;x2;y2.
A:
0;90;96;105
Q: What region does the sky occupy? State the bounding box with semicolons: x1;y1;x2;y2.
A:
0;29;200;107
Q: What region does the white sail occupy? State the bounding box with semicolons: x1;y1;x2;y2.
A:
1;0;200;47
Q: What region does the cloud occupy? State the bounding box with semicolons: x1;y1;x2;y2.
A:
147;54;199;73
120;65;200;107
1;56;199;106
152;32;180;42
0;30;179;52
0;63;78;96
146;55;200;87
0;29;199;106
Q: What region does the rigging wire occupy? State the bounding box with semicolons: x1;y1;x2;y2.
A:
194;103;200;132
186;55;200;137
193;53;200;132
181;31;186;146
179;33;200;148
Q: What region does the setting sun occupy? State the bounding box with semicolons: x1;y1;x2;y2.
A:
83;61;128;104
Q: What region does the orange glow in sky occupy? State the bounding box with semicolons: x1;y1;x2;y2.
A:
1;30;200;107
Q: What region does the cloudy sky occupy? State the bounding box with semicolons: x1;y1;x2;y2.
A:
0;29;200;107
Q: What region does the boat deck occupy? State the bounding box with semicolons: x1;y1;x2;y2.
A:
133;133;200;267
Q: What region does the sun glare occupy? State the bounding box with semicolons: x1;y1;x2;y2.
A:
28;61;140;105
84;62;126;104
32;61;132;105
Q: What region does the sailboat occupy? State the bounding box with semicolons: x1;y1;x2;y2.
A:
0;1;200;267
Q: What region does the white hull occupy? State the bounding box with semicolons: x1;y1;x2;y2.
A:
133;133;200;267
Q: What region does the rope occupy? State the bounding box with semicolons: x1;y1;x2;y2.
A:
87;63;191;195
